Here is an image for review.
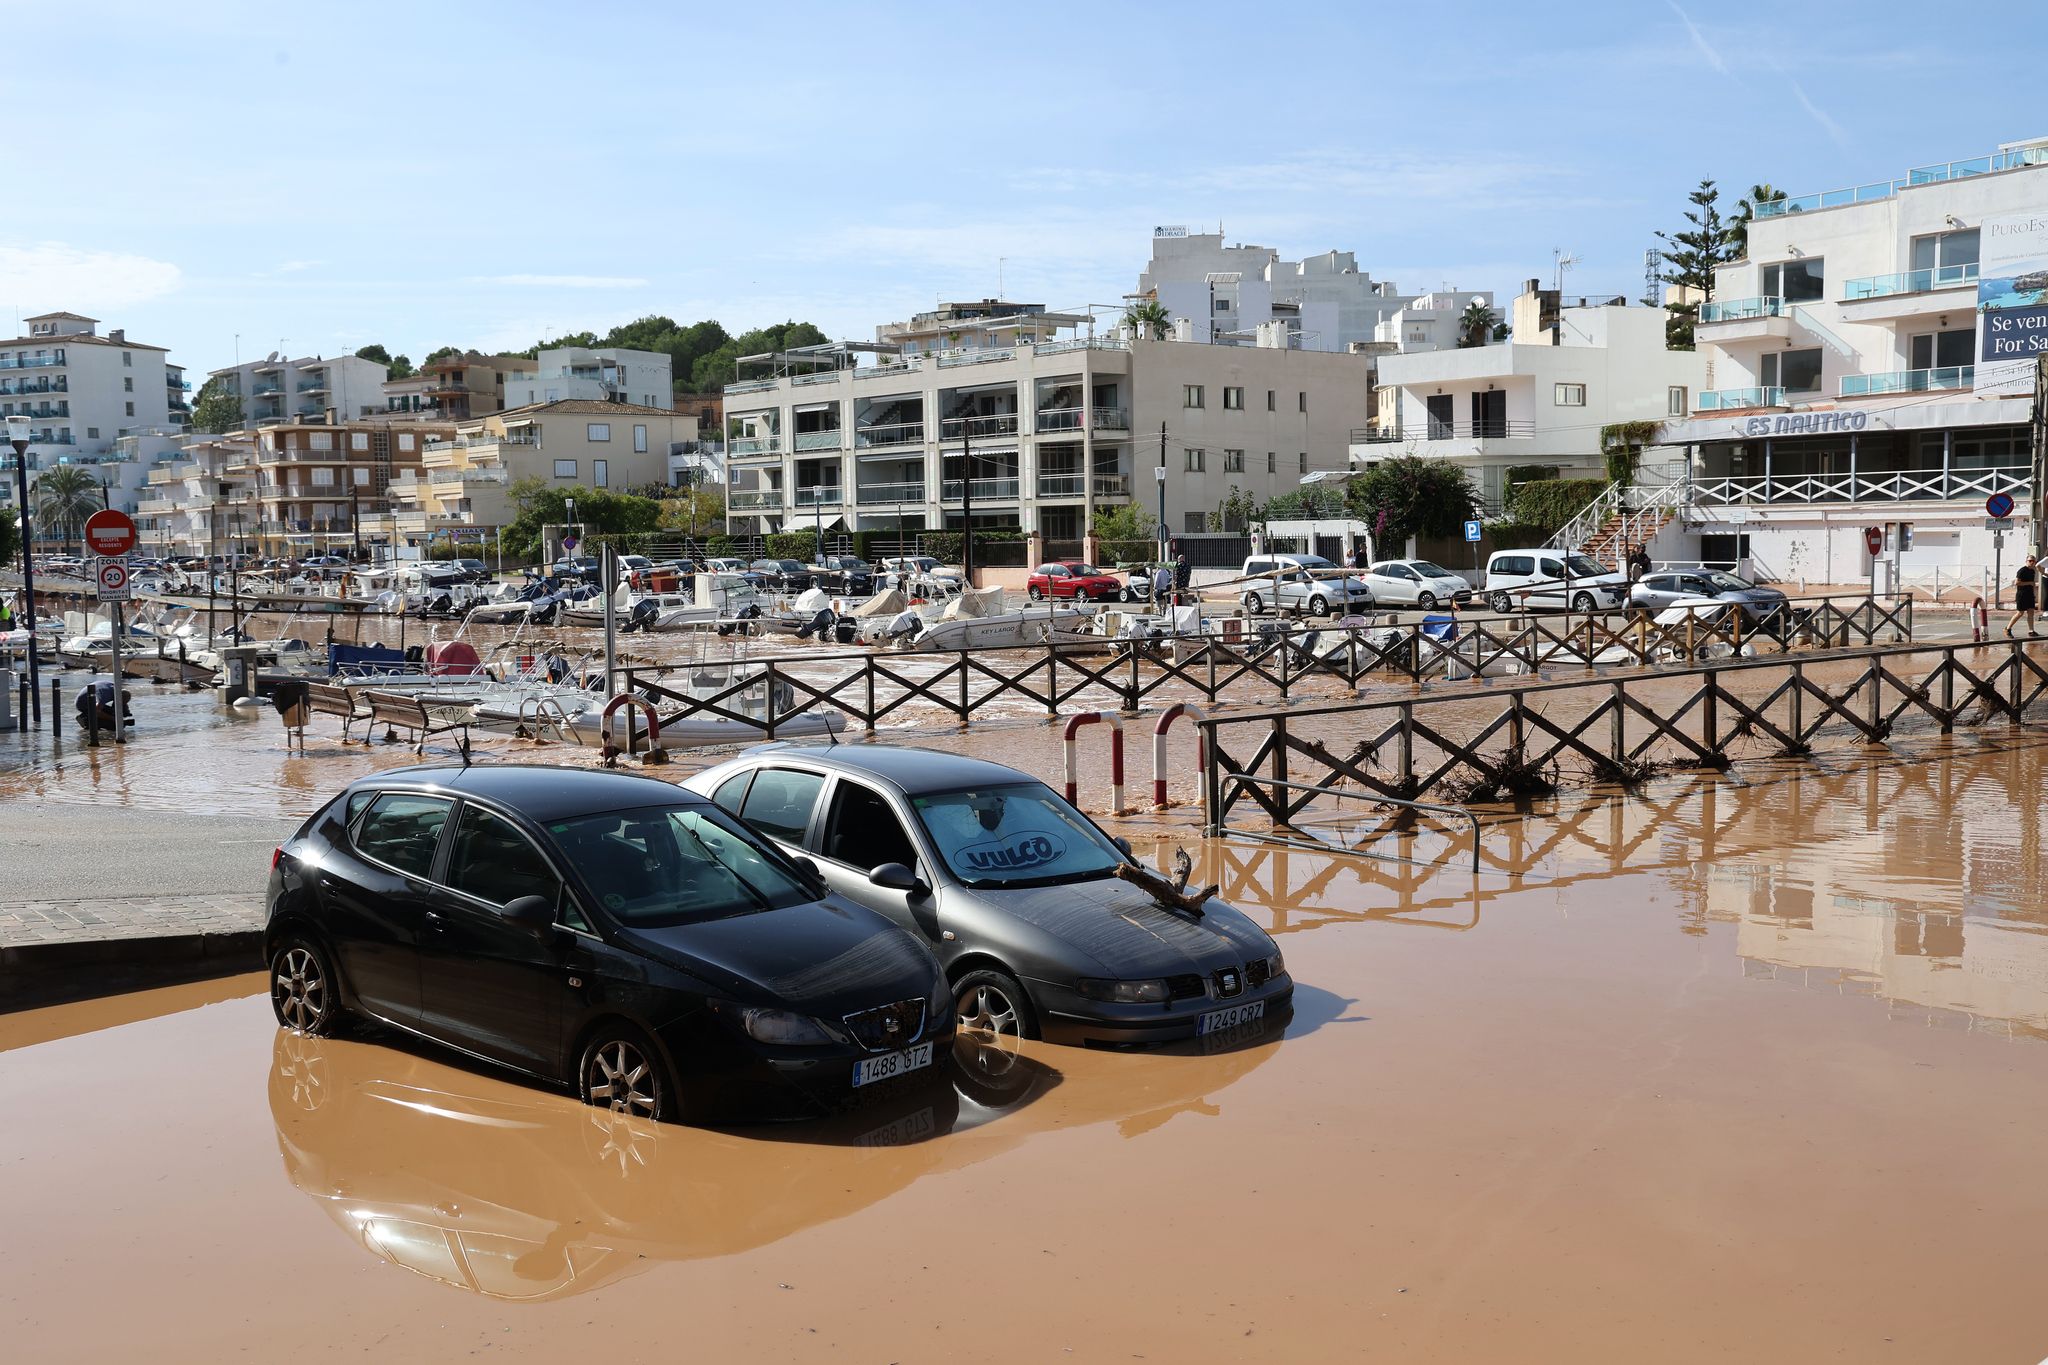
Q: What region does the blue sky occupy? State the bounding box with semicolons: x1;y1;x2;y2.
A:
3;0;2033;377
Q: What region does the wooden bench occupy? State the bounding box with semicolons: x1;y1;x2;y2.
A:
363;689;472;756
308;683;372;743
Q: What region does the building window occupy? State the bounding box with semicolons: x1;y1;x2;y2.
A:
1223;387;1244;410
1761;348;1823;394
398;434;415;451
124;402;134;417
1184;447;1205;472
554;459;578;478
354;467;369;486
1266;451;1276;474
633;424;648;453
729;468;742;486
86;427;98;439
1554;383;1586;406
1667;386;1688;416
1298;452;1307;474
311;468;334;486
123;377;133;392
122;352;132;368
1908;328;1974;371
1183;385;1204;409
1297;393;1307;413
310;432;333;451
1761;258;1825;303
594;459;609;487
1266;390;1276;412
1910;228;1979;277
587;423;611;442
1223;449;1245;472
350;432;370;451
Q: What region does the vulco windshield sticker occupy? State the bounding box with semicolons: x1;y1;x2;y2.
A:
958;833;1064;873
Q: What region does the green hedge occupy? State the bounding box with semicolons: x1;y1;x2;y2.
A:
1505;478;1607;535
1483;519;1552;550
921;532;963;564
764;531;818;561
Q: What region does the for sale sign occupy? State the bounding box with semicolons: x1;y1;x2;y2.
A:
1976;212;2048;395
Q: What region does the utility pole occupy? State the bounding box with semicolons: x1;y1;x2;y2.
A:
5;418;39;722
960;417;975;588
1157;420;1169;562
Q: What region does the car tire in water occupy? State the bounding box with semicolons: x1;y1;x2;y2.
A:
1488;591;1513;614
270;936;343;1036
955;967;1039;1043
1572;591;1596;614
1417;591;1437;610
578;1025;679;1124
1308;593;1329;617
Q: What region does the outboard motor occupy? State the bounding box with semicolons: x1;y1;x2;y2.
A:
628;598;661;632
833;617;860;645
795;607;836;641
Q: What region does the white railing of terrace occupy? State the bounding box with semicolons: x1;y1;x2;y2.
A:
729;489;783;510
1037;473;1086;498
792;371;843;387
856;481;925;505
1841;366;1974;397
1842;264;1979;300
1689;465;2030;506
1548;472;1688;553
936;348;1016;369
939;477;1021;500
728;436;782;456
793;429;843;451
939;413;1020;440
1698;296;1785;324
1755;145;2048;219
1033;338;1130;355
1036;406;1133;434
856;421;924;447
793;485;843;507
1696;386;1786;412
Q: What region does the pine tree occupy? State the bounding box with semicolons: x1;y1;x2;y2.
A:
1656;179;1737;350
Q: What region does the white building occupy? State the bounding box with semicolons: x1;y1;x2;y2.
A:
1355;281;1708;513
498;346;672;410
723;304;1373;555
1372;289;1498;355
1658;137;2048;587
207;353;389;430
1136;229;1413;350
133;432;259;558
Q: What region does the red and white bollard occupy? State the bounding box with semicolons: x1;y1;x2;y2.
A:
1151;702;1208;810
1973;596;1989;643
1062;711;1125;813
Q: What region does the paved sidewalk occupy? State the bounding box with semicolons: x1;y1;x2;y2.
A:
0;893;264;947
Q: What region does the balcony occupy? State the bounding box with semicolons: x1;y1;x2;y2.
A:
724;379;779;395
935;348;1016;369
296;379;328;393
939;413;1019;440
0;354;64;369
1695;387;1786;412
939;477;1021;501
791;371;843;388
1037;407;1085;433
167;376;192;390
856;421;924;448
793;429;843;452
430;467;509;486
1840;366;1973;397
728;436;782;457
1697;296;1786;324
1092;406;1130;431
856;480;925;505
1691;465;2028;506
730;489;784;511
1755;145;2048;220
250;381;285;396
1843;264;1979;301
793;484;844;507
1092;473;1130;498
1037;473;1087;498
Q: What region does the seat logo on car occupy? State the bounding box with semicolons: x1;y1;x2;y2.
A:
959;833;1064;872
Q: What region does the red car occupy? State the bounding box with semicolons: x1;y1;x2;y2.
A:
1026;561;1122;601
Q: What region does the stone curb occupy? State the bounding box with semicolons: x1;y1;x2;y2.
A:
0;930;264;1014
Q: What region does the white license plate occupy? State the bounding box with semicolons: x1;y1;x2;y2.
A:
1198;1001;1265;1036
851;1041;934;1088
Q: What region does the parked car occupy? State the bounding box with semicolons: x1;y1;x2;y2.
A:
810;554;875;596
551;556;603;580
1359;559;1473;609
750;558;815;592
879;556;963;596
263;764;955;1124
1026;561;1123;602
1238;554;1374;616
687;745;1292;1046
704;557;771;591
445;557;491;583
1483;549;1628;614
1629;568;1789;622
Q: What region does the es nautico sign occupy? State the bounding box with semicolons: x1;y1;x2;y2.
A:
1736;410;1869;438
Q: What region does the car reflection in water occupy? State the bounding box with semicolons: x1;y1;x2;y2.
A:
269;1010;1280;1302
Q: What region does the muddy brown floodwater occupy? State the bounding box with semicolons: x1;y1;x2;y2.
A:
7;735;2048;1361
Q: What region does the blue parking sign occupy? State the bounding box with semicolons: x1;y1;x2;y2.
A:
1463;519;1483;542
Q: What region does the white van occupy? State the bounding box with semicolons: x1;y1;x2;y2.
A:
1483;549;1628;613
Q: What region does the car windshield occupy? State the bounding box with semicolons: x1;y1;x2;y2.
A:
545;803;814;926
1292;556;1334;569
1409;561;1451;577
910;782;1125;889
1704;572;1755;592
1563;554;1607;577
1064;564;1103;576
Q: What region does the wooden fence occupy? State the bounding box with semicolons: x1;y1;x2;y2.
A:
1198;637;2048;833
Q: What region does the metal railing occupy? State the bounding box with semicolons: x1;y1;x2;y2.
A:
935;348;1016;369
856;421;924;447
1093;473;1130;497
1698;296;1785;324
856;480;925;505
0;355;64;369
793;429;843;451
1384;419;1537;442
723;379;778;395
0;378;67;395
429;467;508;485
1219;775;1481;875
1093;406;1131;430
1842;264;1979;300
939;477;1021;500
791;371;843;387
1840;366;1973;397
793;484;844;507
728;436;782;456
1037;473;1087;498
1757;145;2048;219
729;489;783;510
1036;407;1085;432
1033;337;1130;355
939;413;1019;439
1689;465;2029;506
1695;386;1786;411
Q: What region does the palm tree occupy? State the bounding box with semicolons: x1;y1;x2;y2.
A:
34;465;102;555
1122;299;1172;340
1457;299;1499;349
1729;183;1784;259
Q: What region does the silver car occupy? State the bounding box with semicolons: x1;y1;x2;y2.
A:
1629;569;1790;622
684;745;1291;1047
1240;554;1375;616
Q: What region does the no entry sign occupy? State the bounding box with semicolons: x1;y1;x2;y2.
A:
1864;526;1884;556
84;509;138;558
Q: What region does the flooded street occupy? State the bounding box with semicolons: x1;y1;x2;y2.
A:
6;737;2048;1362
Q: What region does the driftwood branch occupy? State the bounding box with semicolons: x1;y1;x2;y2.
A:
1114;860;1216;916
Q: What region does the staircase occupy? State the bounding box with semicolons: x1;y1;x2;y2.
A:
1579;507;1674;570
1548;474;1688;571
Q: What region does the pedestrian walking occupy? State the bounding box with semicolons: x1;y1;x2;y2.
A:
1626;543;1652;581
1172;543;1191;606
2008;555;2040;637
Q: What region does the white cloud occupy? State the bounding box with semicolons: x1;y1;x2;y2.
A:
472;274;650;289
0;242;182;315
1668;2;1729;75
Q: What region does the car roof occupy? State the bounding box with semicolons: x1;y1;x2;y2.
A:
729;743;1032;795
349;762;700;823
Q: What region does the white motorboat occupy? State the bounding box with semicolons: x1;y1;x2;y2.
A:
560;573;761;632
886;586;1087;652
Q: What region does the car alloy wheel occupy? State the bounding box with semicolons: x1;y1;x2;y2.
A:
1308;593;1329;616
270;940;339;1036
1572;591;1596;613
1417;591;1437;610
1243;592;1264;614
955;968;1038;1042
581;1033;668;1121
1027;584;1043;601
1489;591;1513;614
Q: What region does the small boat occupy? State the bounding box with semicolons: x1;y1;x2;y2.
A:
889;587;1086;652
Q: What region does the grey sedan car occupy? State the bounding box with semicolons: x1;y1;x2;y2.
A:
684;745;1291;1047
1630;569;1790;622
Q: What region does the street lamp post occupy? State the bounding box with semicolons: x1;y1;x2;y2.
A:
6;416;40;722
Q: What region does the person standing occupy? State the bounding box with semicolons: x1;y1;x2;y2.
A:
1173;544;1192;607
2009;555;2040;637
1626;542;1652;581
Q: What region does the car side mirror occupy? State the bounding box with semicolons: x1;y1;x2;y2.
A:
792;855;827;893
1112;836;1133;858
870;861;925;896
498;894;555;933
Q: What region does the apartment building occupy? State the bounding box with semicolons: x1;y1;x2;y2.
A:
1356;282;1707;512
722;305;1373;555
387;399;691;546
245;421;444;555
0;312;189;509
1658;136;2048;584
133;432;259;558
207;353;388;430
1135;229;1414;350
1371;289;1499;355
498;347;672;410
381;353;524;421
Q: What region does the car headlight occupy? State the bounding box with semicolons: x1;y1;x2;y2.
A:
1267;951;1286;979
734;1006;840;1046
1077;977;1170;1004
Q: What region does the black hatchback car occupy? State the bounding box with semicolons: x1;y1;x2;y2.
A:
264;765;954;1124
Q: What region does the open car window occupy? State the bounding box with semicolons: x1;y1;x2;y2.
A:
547;804;813;926
910;782;1124;889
